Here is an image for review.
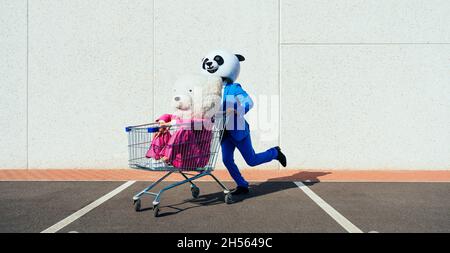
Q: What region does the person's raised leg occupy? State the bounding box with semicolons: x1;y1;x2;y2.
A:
235;134;276;166
221;135;249;190
235;135;287;167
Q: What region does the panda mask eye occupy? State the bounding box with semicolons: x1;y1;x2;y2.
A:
213;55;224;65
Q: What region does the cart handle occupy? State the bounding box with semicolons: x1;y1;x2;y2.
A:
125;113;227;132
125;122;206;133
125;122;160;132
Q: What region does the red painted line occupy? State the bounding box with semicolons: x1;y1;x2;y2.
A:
0;169;449;182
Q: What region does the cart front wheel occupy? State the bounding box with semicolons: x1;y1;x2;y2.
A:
153;204;160;217
134;199;141;212
191;186;200;199
224;193;233;204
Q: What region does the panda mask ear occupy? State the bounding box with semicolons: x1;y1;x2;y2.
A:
235;54;245;62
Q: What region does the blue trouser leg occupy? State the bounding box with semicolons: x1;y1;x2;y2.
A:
221;133;279;188
221;135;249;188
235;134;278;167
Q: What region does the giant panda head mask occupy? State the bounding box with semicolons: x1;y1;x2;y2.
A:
200;49;245;84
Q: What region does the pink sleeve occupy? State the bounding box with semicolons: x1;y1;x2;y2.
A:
156;114;174;123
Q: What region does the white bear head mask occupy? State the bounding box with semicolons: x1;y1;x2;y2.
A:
172;74;223;119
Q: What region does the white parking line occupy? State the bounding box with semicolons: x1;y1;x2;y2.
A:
294;181;363;233
41;180;136;233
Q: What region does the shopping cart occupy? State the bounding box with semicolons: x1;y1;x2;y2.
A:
125;113;232;217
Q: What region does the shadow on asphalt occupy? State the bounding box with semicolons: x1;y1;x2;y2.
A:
139;171;330;217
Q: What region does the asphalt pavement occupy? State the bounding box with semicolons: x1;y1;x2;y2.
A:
0;181;448;233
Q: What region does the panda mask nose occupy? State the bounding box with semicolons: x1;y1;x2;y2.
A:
174;96;180;101
206;61;213;66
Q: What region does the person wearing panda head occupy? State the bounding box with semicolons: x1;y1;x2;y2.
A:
201;49;287;195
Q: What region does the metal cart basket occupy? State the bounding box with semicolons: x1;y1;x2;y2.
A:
125;114;232;217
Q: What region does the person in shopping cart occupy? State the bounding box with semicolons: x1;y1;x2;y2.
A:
200;49;287;195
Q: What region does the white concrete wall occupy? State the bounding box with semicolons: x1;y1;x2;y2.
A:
1;0;449;170
280;0;450;170
27;0;154;169
0;0;28;168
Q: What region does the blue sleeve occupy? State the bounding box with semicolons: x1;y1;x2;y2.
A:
234;84;254;115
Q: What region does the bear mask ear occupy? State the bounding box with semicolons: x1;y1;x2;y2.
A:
235;54;245;62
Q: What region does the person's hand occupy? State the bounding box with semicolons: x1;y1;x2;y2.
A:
226;108;236;115
158;120;170;127
155;120;169;137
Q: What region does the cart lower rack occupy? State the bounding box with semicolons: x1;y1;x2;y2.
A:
125;114;232;217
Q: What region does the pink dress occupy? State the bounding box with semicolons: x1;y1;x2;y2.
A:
146;114;214;170
164;118;213;170
145;114;177;160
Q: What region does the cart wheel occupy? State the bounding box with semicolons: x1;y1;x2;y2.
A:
153;204;160;217
224;193;233;204
134;199;141;212
191;186;200;199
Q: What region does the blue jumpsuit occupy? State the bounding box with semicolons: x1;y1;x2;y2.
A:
221;82;278;188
